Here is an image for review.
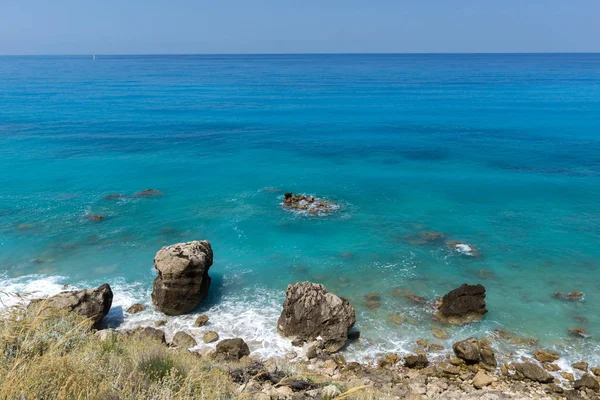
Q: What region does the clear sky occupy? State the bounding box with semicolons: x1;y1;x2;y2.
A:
1;0;599;55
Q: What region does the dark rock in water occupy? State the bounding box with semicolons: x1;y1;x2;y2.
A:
194;315;209;327
453;338;481;363
125;326;166;343
514;363;554;383
404;354;429;369
132;189;163;198
404;231;447;246
151;241;213;315
282;192;336;215
215;338;250;361
29;284;112;328
277;282;356;354
574;374;599;391
171;331;197;348
88;214;106;222
568;327;589;338
127;303;145;314
554;291;584;301
103;193;125;200
434;284;487;325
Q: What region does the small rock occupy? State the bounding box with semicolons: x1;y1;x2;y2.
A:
432;328;449;339
194;315;209;327
88;214;106;222
132;189;163;198
574;373;599;391
127;303;145;314
573;361;589;371
202;331;219;343
95;329;117;342
171;331;197;348
103;193;125;200
378;353;401;368
544;363;561;372
215;338;250;361
554;291;584;301
127;326;166;343
473;370;494;389
534;349;560;363
404;354;429;369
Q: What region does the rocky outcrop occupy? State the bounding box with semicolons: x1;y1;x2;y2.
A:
151;241;213;315
452;338;496;369
277;282;356;353
434;284;487;324
514;363;554;383
574;374;599;391
282;193;336;215
215;338;250;361
29;284;112;328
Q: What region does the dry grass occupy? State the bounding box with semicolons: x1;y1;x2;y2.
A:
0;301;236;400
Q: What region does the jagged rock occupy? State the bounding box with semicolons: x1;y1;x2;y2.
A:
572;361;589;371
171;331;197;348
282;192;336;215
194;315;209;327
434;284;487;324
127;303;145;314
404;354;429;369
277;282;356;353
514;363;554;383
473;370;494;389
202;331;219;343
29;284;112;328
574;374;599;391
534;350;560;363
453;338;481;363
155;320;167;327
151;241;213;315
125;326;166;343
215;338;250;361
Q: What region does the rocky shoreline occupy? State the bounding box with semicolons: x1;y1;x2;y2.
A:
14;239;599;399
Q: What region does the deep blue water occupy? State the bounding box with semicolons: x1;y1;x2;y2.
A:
1;54;599;366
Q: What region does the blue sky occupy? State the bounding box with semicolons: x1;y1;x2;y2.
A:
1;0;599;54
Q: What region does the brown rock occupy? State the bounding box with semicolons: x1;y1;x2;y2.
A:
534;349;560;363
364;293;381;301
561;372;575;382
514;362;554;383
432;328;449;339
568;327;588;338
592;367;600;377
573;361;589;371
544;363;561;372
126;326;166;343
404;354;429;369
453;338;481;363
132;189;163;198
574;374;599;391
388;315;405;325
127;303;145;314
215;338;250;361
473;370;493;389
88;214;106;222
434;284;487;325
194;315;209;327
202;331;219;343
554;291;584;301
171;331;197;348
151;241;213;315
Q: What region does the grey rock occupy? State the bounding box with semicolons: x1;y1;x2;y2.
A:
514;362;554;383
574;373;599;391
151;241;213;315
277;282;356;353
125;326;166;343
453;338;481;363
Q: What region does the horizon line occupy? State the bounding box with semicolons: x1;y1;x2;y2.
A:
1;51;600;57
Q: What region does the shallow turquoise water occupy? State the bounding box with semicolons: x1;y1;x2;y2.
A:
1;54;599;364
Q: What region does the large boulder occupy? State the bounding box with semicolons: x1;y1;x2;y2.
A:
151;241;213;315
514;363;554;383
29;284;112;328
434;284;487;324
452;338;497;369
574;374;599;391
216;338;250;361
277;282;356;353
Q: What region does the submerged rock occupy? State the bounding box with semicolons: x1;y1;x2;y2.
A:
568;327;589;338
434;284;487;325
215;338;250;361
29;284;112;328
87;214;106;222
151;241;213;315
573;361;589;371
404;231;447;246
132;188;163;198
103;193;125;200
277;282;356;353
554;291;584;301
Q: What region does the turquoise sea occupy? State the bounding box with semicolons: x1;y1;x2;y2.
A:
1;54;599;367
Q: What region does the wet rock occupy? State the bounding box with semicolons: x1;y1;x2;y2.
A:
453;338;481;363
554;291;584;301
202;331;219;343
534;350;560;363
194;315;209;327
127;303;145;314
568;327;589;338
88;214;106;222
592;367;600;377
573;361;589;371
514;362;554;383
151;241;213;315
29;283;113;329
171;331;197;348
215;338;250;361
282;192;336;215
378;353;401;368
277;282;356;353
574;374;599;391
561;372;575;382
434;284;487;325
432;328;449;339
479;340;497;369
103;193;125;200
473;370;494;389
132;189;163;198
365;299;380;309
544;363;561;372
404;354;429;369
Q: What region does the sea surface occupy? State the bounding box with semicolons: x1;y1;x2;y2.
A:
1;54;600;368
